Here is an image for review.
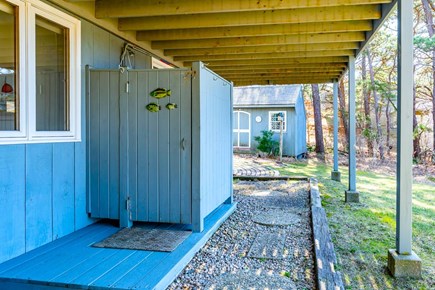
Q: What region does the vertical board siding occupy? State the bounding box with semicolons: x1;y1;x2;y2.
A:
157;71;170;223
89;71;101;217
0;145;26;263
128;71;139;221
88;69;192;225
236;107;303;157
25;144;53;252
147;72;160;222
180;74;192;224
52;143;75;240
198;66;232;219
131;69;191;224
98;72;110;218
297;94;308;156
287;109;296;156
136;72;149;221
88;71;120;220
0;18;152;263
108;72;120;219
169;71;181;223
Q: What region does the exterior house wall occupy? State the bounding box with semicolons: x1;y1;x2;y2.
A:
192;63;233;231
234;107;296;156
295;94;308;156
0;17;151;264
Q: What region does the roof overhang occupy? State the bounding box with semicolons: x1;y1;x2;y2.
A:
52;0;397;85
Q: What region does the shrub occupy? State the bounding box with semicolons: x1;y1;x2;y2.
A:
254;130;279;156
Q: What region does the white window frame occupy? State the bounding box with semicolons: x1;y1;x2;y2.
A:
233;110;251;148
269;111;287;132
0;0;81;144
0;0;26;140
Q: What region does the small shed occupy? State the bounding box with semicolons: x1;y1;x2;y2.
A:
233;85;307;157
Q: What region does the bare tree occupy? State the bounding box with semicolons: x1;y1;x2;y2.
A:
311;84;325;153
338;79;349;149
361;52;374;156
367;48;385;159
421;0;435;156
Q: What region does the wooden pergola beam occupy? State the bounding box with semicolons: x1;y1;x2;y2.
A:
98;0;389;18
232;78;334;85
185;57;349;67
212;68;344;75
119;5;381;31
137;21;373;41
152;32;366;50
173;50;355;62
164;42;360;57
222;72;340;79
208;63;348;70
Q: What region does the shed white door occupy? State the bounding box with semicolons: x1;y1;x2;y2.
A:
233;111;250;148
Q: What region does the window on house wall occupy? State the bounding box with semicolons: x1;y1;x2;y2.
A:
0;1;20;133
35;16;70;132
0;0;81;144
269;111;286;132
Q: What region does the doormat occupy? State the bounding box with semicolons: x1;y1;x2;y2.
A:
92;227;191;252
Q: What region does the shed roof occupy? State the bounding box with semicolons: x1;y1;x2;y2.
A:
233;85;301;108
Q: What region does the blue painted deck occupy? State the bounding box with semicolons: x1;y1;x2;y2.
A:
0;203;236;290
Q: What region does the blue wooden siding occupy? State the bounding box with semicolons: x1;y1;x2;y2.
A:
295;94;308;156
88;69;192;225
87;70;120;220
192;63;233;231
234;92;306;157
0;18;151;264
236;108;295;156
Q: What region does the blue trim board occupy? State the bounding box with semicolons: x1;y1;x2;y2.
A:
0;203;237;290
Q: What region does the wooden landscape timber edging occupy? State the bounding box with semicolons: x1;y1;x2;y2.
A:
310;178;345;290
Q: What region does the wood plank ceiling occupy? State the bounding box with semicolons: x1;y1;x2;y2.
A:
82;0;392;85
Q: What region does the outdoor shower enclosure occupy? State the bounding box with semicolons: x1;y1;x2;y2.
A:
86;62;233;231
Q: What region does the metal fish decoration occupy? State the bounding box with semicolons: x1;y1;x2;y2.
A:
146;102;161;112
150;88;171;99
166;103;178;110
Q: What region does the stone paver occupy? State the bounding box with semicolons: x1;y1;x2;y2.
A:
247;232;287;259
252;209;302;226
233;155;280;177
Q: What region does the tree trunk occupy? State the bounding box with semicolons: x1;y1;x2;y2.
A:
311;84;325;153
367;48;385;159
421;0;435;158
338;79;349;150
413;86;422;159
386;99;392;156
362;53;374;156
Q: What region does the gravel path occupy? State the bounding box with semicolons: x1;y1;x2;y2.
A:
169;180;315;290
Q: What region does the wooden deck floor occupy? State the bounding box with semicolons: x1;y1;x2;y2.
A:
0;203;236;290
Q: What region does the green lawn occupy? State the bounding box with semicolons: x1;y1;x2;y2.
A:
275;159;434;289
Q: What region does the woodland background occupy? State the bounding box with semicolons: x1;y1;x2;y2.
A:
305;0;435;164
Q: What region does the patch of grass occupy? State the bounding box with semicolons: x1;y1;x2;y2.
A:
280;271;291;278
268;158;435;289
427;176;435;183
